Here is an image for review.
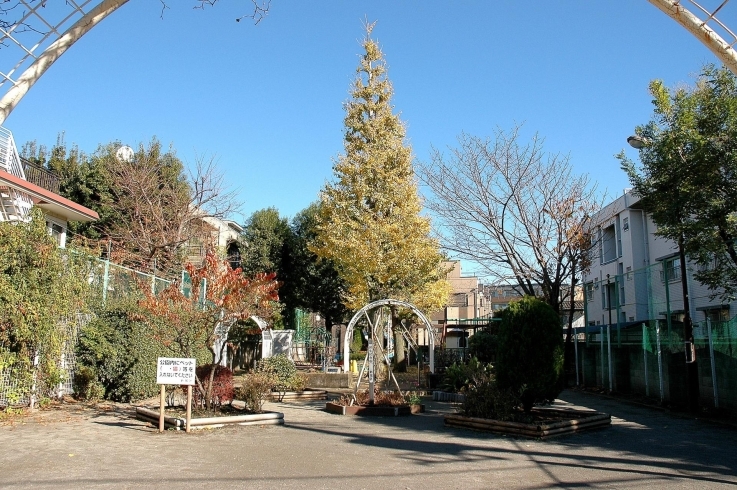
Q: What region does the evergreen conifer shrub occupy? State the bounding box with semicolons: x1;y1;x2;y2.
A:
495;296;564;412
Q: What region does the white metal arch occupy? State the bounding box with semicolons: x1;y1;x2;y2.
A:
0;0;130;125
343;299;436;374
649;0;737;75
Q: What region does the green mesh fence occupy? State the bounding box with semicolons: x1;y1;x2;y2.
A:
578;260;737;412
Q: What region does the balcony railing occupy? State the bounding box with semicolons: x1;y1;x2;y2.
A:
21;160;60;194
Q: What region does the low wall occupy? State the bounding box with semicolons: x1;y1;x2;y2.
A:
303;373;352;389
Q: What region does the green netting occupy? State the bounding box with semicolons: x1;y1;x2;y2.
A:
578;260;737;411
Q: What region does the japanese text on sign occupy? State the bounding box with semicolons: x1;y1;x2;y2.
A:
156;357;196;385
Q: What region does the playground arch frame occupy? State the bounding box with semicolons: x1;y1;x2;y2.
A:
342;299;436;375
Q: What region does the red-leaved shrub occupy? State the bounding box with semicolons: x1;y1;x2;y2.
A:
193;364;234;410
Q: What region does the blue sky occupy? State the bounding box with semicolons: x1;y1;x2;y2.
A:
1;1;726;227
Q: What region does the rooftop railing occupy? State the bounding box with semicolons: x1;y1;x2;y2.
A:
21;159;60;194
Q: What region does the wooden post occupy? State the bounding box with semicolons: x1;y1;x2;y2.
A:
159;384;166;433
186;385;192;433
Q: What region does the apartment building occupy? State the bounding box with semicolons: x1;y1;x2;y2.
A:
427;261;491;348
582;189;732;328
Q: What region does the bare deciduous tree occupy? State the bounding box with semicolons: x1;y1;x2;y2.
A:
417;125;600;315
103;140;240;275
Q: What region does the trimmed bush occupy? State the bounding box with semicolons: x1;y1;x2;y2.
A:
72;365;105;401
193;364;234;410
255;354;306;393
350;328;365;354
461;380;519;421
468;328;497;363
235;371;277;413
495;296;564;412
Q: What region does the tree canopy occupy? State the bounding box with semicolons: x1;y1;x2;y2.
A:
239;207;290;278
619;64;737;300
23;136;238;277
312;22;449;314
418;126;597;314
281;203;348;329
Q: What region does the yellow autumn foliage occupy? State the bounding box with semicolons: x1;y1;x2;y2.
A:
312;22;449;315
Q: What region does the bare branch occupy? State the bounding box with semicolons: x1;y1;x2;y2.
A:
418;124;602;313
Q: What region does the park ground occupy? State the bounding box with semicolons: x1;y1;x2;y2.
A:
1;389;736;489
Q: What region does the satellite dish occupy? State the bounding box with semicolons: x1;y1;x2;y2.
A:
115;145;134;162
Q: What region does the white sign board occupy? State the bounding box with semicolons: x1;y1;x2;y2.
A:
156;357;196;385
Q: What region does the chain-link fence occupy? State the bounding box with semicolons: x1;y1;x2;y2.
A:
0;313;92;408
576;260;737;412
0;251;174;409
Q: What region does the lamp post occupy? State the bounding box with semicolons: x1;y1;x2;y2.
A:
627;135;699;413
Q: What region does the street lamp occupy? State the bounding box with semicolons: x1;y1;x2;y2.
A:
626;135;649;149
627;135;699;413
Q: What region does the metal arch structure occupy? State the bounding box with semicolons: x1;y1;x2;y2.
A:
649;0;737;75
0;0;130;125
343;299;436;375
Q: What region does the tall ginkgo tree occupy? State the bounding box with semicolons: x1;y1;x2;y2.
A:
313;22;450;372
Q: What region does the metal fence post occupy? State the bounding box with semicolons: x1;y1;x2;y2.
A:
600;326;605;388
663;261;672;338
707;318;719;408
656;322;664;403
643;323;649;397
607;323;613;392
574;326;580;386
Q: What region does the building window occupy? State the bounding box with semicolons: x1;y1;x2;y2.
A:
46;219;66;247
660;258;681;283
603;281;617;310
602;224;617;263
622;217;629;231
703;308;729;324
226;241;241;270
585;282;594;302
698;255;719;273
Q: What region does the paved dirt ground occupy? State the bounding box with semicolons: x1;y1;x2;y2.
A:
1;389;736;489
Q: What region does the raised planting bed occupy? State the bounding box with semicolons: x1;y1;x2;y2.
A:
444;408;611;439
268;389;327;402
135;406;284;431
325;402;411;416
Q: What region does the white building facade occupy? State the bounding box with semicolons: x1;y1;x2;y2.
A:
583;190;733;329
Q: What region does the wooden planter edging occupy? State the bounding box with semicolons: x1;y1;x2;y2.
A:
268;389;327;402
444;409;611;439
325;402;411;416
135;406;284;431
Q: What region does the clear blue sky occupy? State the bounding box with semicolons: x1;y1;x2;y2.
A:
1;1;726;226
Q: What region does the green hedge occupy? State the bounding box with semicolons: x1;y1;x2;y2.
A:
75;301;210;402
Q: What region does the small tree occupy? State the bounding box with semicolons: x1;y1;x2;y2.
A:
139;250;278;410
619;64;737;300
495;296;564;412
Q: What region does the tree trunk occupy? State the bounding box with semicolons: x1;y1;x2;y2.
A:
392;309;407;372
563;259;578;387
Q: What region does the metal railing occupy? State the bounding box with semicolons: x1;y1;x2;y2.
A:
21;160;60;194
